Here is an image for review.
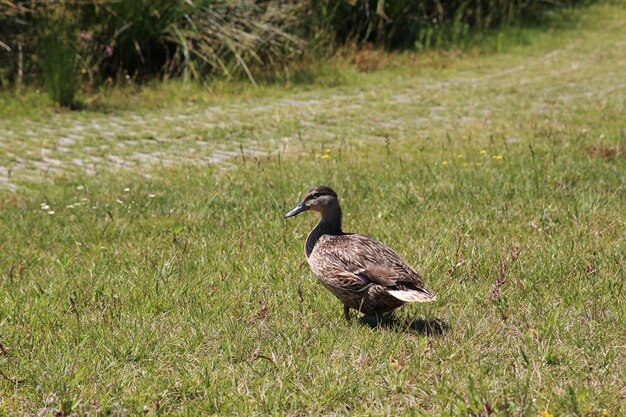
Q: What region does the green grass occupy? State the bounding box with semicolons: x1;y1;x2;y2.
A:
1;3;625;416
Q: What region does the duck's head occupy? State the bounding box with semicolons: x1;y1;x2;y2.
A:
284;186;339;218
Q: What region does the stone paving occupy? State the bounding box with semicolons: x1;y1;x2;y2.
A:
0;19;624;191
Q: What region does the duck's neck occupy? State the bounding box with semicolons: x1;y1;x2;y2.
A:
306;206;343;257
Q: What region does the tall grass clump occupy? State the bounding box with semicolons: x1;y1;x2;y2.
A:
166;1;304;83
36;3;81;107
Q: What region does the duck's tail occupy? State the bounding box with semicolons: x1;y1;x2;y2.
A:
387;287;436;303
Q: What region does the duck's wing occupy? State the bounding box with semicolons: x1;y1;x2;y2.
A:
315;234;436;302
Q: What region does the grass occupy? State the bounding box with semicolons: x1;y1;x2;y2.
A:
1;3;625;416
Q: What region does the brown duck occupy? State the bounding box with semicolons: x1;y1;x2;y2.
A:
285;185;436;320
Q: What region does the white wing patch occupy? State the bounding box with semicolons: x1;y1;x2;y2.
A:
387;289;436;303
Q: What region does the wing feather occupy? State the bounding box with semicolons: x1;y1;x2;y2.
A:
313;234;426;290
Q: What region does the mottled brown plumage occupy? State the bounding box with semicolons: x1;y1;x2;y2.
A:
285;186;436;320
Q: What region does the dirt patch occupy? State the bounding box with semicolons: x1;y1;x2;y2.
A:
350;44;392;72
584;146;626;158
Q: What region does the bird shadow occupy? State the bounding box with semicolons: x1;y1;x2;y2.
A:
357;314;450;336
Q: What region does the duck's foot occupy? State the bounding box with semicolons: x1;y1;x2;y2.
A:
343;305;350;321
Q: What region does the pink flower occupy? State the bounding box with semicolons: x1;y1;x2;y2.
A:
79;32;94;40
105;45;113;56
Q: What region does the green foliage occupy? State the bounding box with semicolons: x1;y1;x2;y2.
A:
0;0;601;90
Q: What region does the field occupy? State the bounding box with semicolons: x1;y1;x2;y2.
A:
1;3;625;416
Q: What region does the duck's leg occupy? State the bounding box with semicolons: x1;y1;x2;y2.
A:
343;304;351;321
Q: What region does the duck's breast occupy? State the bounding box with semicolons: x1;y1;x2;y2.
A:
306;234;341;278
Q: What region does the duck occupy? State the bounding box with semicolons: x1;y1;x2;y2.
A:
285;185;436;321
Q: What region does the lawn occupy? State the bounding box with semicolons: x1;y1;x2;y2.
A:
0;3;625;416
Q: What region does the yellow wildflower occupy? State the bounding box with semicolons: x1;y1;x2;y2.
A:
321;154;330;159
602;410;609;416
441;161;448;165
81;68;87;74
324;149;331;153
480;150;487;154
540;411;554;417
491;155;504;160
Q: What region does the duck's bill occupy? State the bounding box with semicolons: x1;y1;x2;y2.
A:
284;203;308;218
